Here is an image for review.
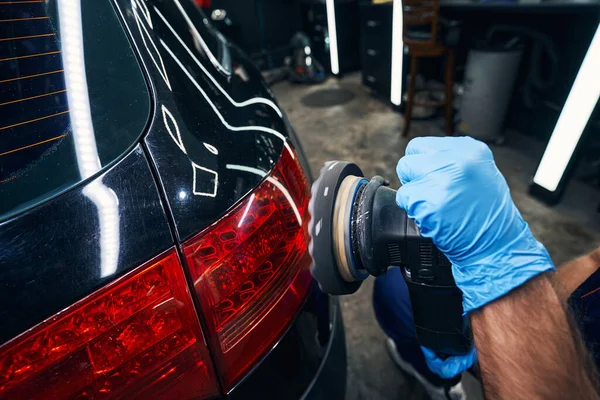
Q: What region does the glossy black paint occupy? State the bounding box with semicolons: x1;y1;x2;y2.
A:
114;0;295;242
113;1;344;397
0;146;173;345
0;0;345;398
231;293;347;400
302;300;348;400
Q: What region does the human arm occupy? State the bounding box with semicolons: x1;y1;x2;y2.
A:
420;247;600;383
472;273;598;399
395;136;599;397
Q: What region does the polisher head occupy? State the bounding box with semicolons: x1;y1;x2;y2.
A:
308;161;365;295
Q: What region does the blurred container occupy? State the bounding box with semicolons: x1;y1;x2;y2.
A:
457;44;523;142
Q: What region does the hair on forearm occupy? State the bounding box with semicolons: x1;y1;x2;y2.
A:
471;274;600;400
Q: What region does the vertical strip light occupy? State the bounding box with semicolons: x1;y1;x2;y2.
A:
325;0;339;75
390;0;404;105
533;23;600;192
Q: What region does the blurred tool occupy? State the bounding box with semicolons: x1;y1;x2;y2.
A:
287;32;326;84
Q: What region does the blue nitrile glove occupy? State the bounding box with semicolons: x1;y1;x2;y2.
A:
396;136;555;314
421;346;478;379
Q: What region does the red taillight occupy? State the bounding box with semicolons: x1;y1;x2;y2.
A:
183;148;312;389
0;250;219;400
193;0;212;7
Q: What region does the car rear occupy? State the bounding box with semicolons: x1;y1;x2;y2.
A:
0;0;346;399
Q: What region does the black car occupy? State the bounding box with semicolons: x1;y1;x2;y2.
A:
0;0;346;398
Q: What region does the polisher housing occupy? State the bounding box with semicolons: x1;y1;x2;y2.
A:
309;161;472;355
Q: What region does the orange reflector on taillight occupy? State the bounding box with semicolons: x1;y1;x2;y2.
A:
0;250;219;400
183;147;312;389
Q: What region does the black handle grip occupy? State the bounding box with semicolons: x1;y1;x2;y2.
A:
370;185;472;355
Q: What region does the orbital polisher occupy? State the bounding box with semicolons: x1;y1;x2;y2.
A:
308;161;472;355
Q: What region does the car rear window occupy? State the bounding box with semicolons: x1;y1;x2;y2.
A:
0;0;150;220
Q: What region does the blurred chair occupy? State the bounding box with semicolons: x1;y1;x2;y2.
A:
402;0;455;137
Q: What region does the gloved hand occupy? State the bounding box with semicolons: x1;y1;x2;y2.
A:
396;136;554;313
421;346;477;379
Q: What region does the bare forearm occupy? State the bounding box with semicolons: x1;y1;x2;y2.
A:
471;273;599;400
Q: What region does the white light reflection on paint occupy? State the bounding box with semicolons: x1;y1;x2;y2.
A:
533;23;600;192
238;193;255;228
266;177;302;225
192;162;218;197
162;104;186;153
132;0;152;28
154;8;283;118
160;41;295;160
179;190;187;200
171;0;231;76
131;0;171;90
225;164;267;177
58;0;119;278
83;182;120;278
204;142;218;155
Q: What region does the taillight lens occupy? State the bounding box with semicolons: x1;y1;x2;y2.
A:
0;250;219;400
183;148;312;389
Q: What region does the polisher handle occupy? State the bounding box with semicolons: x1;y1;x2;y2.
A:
369;185;472;355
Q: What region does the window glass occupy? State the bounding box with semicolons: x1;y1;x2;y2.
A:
0;0;151;220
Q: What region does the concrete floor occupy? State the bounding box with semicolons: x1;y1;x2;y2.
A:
272;73;600;400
